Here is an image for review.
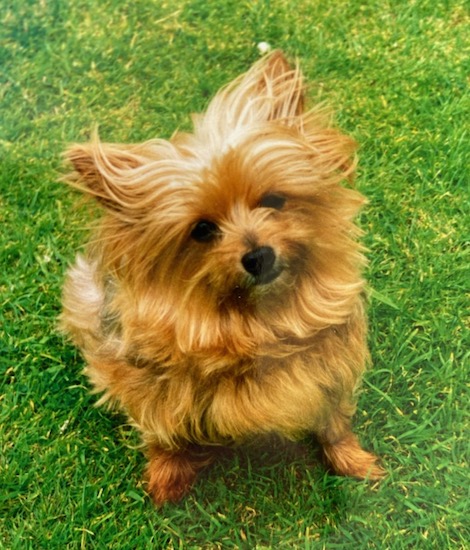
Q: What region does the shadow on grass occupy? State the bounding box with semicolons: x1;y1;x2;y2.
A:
154;436;364;547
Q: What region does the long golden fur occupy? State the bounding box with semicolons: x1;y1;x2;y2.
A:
60;51;384;505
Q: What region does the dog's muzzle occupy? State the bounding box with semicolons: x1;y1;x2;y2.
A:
241;246;282;285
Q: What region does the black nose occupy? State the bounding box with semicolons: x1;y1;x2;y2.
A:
241;246;276;278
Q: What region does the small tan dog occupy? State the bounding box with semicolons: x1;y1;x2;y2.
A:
60;51;384;505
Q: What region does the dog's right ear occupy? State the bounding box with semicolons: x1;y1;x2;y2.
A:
64;139;158;215
65;141;140;209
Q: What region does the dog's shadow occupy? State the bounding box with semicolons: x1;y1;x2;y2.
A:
115;417;357;536
177;435;355;537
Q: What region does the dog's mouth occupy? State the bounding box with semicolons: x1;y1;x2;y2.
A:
250;266;283;286
231;268;283;305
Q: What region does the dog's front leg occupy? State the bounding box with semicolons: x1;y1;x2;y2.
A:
145;444;215;505
317;404;385;480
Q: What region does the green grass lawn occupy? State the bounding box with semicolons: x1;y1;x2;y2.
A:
1;0;468;547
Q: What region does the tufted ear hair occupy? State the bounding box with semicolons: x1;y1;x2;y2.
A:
194;50;305;139
251;49;305;119
63;135;182;218
65;142;138;207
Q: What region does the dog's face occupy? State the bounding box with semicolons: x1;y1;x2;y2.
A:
66;52;364;330
174;130;324;305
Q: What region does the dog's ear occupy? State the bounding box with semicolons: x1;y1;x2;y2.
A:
199;50;305;134
64;139;158;214
252;50;305;119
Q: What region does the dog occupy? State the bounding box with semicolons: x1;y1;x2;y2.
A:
60;51;384;505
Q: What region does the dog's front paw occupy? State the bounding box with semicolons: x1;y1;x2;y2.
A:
145;446;214;506
145;450;197;505
322;432;385;481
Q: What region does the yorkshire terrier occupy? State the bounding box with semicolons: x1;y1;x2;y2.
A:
60;51;384;505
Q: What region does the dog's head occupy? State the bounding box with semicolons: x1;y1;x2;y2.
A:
66;52;365;347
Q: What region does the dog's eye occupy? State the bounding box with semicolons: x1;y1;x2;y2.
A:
259;194;286;210
190;220;219;243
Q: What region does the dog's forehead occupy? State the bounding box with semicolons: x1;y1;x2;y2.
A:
194;156;265;211
165;130;314;222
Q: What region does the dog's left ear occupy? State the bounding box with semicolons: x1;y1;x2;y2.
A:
199;50;305;133
252;50;305;119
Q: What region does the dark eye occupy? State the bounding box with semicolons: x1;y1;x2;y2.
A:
259;194;286;210
190;220;219;242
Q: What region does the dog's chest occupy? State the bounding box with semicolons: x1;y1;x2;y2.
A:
154;353;328;445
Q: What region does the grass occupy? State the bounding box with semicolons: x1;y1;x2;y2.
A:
1;0;468;547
